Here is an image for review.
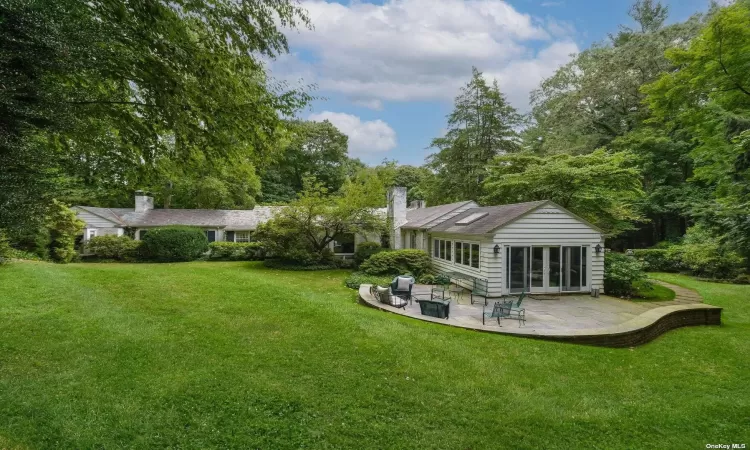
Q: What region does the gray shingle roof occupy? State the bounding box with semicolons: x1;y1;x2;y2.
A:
76;206;283;230
402;201;476;230
428;201;548;235
75;206;129;226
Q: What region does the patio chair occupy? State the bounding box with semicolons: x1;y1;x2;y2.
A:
482;301;505;325
390;276;415;302
507;291;526;310
470;278;489;306
371;285;408;310
501;295;526;327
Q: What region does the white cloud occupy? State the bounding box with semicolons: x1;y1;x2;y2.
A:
308;111;397;155
271;0;579;111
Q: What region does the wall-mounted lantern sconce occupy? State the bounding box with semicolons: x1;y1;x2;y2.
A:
595;244;602;254
493;244;500;255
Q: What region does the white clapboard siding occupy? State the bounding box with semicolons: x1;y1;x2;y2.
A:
426;232;503;296
75;209;120;228
493;204;604;293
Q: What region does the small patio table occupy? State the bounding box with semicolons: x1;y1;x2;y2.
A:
414;295;451;319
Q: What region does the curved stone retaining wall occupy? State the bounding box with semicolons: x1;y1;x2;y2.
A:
358;285;722;348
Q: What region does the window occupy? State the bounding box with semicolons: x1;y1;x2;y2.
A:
471;244;480;268
87;229;97;240
139;229;148;240
205;230;216;243
333;233;355;254
453;240;479;269
235;231;252;243
411;230;417;249
434;239;452;262
462;243;470;267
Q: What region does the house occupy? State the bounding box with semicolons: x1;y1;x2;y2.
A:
73;191;376;257
75;187;605;296
386;186;605;297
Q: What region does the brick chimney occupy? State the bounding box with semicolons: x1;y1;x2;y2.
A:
387;186;407;249
134;190;154;213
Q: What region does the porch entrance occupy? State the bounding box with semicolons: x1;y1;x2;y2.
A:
507;246;587;294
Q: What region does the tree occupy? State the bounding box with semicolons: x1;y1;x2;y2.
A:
482;150;644;236
0;0;312;231
528;2;701;155
46;200;84;263
256;179;385;265
427;67;522;202
260;120;351;203
151;155;261;210
644;0;750;255
367;160;432;205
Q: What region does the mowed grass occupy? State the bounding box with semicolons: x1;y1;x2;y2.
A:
0;263;748;449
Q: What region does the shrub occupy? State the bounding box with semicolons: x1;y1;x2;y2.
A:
359;249;432;278
354;241;385;266
141;226;209;262
87;235;142;261
675;225;745;279
631;248;682;272
604;252;650;297
417;273;436;285
678;242;744;279
343;271;393;289
47;200;85;263
208;242;264;261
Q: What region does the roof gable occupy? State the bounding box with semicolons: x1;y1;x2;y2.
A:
428;200;604;235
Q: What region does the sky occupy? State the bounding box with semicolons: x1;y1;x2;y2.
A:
269;0;713;166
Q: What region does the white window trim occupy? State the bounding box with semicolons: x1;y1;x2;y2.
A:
235;231;252;243
432;237;481;270
87;229;97;241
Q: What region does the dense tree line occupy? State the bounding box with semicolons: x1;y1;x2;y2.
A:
3;0;750;273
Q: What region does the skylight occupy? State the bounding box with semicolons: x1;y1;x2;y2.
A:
456;212;488;225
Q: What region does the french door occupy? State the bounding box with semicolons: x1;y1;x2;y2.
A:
507;245;586;293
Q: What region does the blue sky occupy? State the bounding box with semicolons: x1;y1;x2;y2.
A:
271;0;712;166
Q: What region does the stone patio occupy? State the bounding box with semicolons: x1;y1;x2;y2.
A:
358;281;722;347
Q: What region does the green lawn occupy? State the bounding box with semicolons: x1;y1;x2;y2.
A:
0;263;748;449
633;280;677;302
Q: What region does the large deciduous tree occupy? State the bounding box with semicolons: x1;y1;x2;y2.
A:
644;0;750;254
260;120;350;203
482;150;644;236
0;0;311;231
426;67;522;203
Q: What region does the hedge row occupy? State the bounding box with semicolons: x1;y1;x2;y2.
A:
632;245;745;280
86;228;268;263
